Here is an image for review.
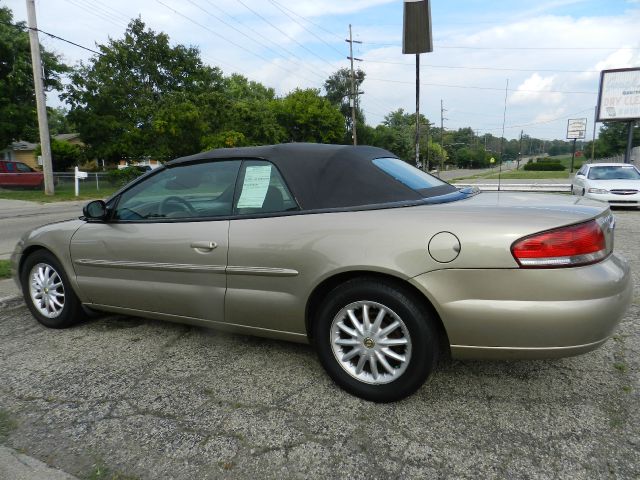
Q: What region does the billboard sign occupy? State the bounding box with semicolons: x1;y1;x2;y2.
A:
596;67;640;122
566;118;587;139
402;0;433;54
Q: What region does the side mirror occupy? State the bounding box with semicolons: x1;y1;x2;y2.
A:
83;200;107;220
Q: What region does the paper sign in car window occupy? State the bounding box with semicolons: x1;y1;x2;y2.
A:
237;165;272;208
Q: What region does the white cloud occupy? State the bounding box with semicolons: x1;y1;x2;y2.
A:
533;107;566;123
510;74;563;105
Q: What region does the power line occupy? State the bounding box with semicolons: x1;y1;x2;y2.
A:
266;0;344;56
80;0;131;23
187;0;327;82
1;19;104;56
485;108;595;130
366;77;596;95
77;0;130;25
200;0;306;62
155;0;322;85
235;0;337;72
266;1;344;42
362;41;640;51
61;0;127;29
362;59;598;74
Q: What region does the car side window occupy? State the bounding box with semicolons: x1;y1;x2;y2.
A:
16;162;33;173
233;160;298;215
5;162;15;172
113;160;242;221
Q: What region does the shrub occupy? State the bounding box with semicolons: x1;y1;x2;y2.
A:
523;162;565;171
107;167;146;186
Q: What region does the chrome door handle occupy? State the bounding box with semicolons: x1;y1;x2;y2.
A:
190;241;217;251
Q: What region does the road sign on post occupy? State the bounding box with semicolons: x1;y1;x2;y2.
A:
567;118;587;173
402;0;433;170
567;118;587;140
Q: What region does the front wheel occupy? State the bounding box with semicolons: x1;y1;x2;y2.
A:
21;250;85;328
313;278;439;402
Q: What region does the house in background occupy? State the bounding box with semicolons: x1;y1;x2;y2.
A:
0;133;83;169
0;140;38;168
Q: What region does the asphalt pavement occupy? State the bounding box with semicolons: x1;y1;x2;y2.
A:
0;199;86;260
0;208;638;479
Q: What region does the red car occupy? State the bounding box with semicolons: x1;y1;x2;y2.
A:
0;160;44;189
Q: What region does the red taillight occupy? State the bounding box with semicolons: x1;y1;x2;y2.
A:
512;219;608;268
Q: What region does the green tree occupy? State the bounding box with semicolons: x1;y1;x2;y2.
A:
275;88;344;143
218;75;284;147
35;138;84;171
47;107;75;135
0;6;68;147
324;68;366;144
589;121;639;158
64;18;224;162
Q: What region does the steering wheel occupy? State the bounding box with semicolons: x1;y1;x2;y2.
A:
159;196;197;217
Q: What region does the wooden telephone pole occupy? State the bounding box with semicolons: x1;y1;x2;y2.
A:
26;0;54;194
346;25;362;146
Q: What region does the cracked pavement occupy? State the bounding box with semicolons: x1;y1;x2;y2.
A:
0;212;639;479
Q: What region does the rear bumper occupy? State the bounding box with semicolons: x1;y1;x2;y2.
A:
409;254;632;359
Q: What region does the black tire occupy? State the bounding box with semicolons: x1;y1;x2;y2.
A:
21;250;85;328
312;278;439;402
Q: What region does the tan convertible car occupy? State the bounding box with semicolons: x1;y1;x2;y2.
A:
11;144;632;402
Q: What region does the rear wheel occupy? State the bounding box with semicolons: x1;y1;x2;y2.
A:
21;250;85;328
313;278;439;402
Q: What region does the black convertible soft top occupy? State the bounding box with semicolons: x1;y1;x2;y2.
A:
168;143;457;210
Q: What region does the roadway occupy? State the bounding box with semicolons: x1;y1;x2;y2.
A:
0;199;85;260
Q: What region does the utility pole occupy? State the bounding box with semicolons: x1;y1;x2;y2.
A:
425;121;433;171
346;25;362;146
591;106;597;160
26;0;54;195
517;129;523;169
440;99;447;172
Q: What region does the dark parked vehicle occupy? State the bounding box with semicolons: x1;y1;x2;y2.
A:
0;160;44;189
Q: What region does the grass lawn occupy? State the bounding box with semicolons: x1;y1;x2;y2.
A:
451;169;571;181
0;183;118;203
0;260;11;280
451;155;580;181
481;170;571;180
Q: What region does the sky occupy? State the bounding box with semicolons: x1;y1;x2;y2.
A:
4;0;640;140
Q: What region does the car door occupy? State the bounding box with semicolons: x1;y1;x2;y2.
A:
70;160;242;322
225;160;306;334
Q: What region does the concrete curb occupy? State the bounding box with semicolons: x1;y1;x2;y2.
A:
0;446;79;480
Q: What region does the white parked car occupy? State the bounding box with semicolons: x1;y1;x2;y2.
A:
572;162;640;207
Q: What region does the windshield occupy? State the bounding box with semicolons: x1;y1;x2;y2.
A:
373;157;449;191
588;165;640;180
